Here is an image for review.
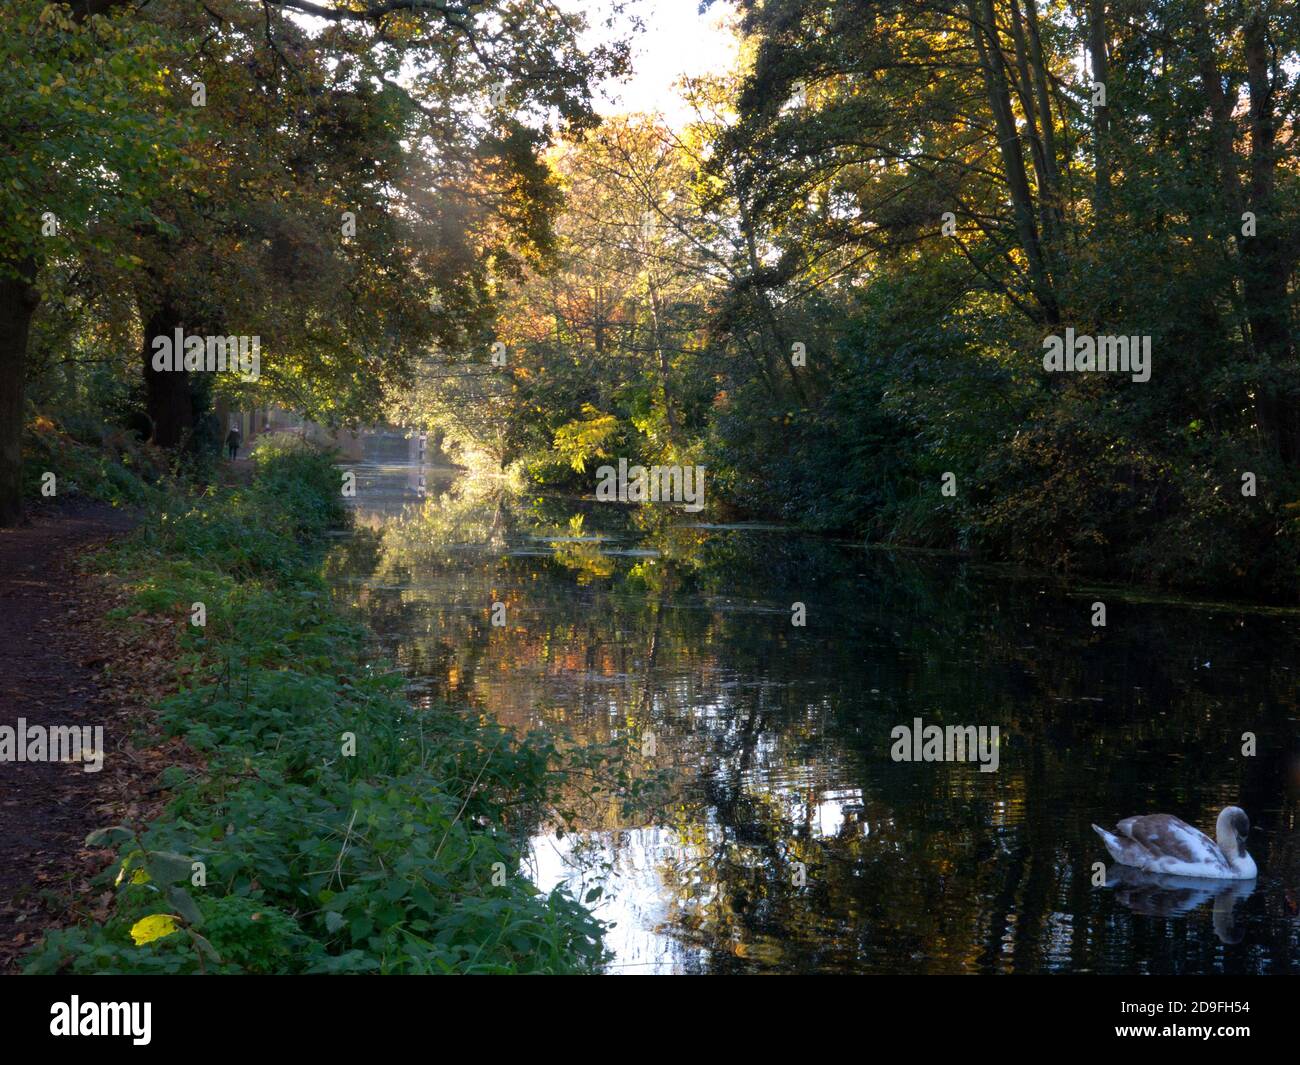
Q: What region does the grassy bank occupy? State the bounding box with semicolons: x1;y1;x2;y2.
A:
26;438;607;974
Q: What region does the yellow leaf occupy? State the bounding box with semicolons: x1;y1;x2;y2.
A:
130;914;179;946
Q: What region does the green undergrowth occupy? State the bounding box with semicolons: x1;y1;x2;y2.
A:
23;415;168;510
26;437;620;974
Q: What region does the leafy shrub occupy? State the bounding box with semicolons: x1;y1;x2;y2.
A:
27;445;609;975
22;416;163;508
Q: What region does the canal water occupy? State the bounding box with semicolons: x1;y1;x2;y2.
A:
327;461;1300;974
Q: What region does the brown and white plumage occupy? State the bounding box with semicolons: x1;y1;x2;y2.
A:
1092;806;1257;880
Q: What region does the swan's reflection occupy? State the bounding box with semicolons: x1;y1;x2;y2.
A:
1105;864;1255;943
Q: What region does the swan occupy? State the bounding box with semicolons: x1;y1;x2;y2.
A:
1092;806;1257;880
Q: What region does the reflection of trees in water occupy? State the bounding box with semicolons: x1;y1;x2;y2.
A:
324;472;1300;973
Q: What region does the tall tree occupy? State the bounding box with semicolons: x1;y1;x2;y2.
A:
1;0;627;522
0;0;184;523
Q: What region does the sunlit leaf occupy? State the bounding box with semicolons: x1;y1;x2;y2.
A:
129;914;179;946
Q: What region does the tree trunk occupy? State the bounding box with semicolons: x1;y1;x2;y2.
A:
141;302;194;449
1089;0;1110;214
1241;11;1298;461
647;282;682;450
1008;0;1061;254
0;260;40;527
737;198;808;404
1195;5;1297;460
1022;0;1062;204
969;0;1059;325
1191;6;1242;214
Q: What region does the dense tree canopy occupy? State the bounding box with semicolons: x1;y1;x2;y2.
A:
9;0;1300;597
3;0;624;516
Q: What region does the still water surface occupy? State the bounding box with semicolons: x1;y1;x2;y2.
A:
326;462;1300;974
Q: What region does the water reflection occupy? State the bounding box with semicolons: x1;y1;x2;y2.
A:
326;463;1300;974
1105;866;1254;945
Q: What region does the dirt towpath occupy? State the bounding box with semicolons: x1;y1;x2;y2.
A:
0;500;138;971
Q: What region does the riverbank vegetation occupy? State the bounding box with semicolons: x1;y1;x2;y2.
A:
25;440;611;973
711;0;1300;587
7;1;1299;599
394;5;1300;600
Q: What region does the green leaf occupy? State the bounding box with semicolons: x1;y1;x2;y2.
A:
166;886;203;927
85;826;135;847
146;850;193;884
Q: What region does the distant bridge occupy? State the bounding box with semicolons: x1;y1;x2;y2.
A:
218;404;449;464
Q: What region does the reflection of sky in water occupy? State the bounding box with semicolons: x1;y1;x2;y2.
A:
528;790;870;973
528;827;701;974
327;462;1300;974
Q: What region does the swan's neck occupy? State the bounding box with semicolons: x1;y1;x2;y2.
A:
1214;810;1255;877
1216;828;1240;860
1216;830;1255;875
